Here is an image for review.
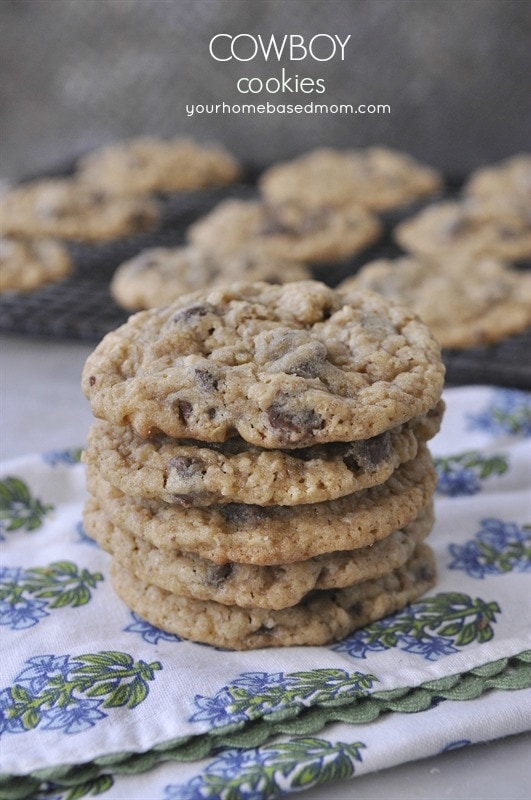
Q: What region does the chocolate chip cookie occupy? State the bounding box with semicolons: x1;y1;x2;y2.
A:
110;245;312;311
82;281;445;447
83;402;443;506
76;136;241;196
0;178;159;242
258;146;442;213
463;153;531;207
84;498;433;610
187;199;381;263
394;200;531;261
339;255;531;348
0;236;72;292
84;446;437;565
109;544;437;649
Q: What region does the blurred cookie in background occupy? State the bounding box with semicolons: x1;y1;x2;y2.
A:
187;198;381;264
0;178;159;242
338;254;531;349
259;146;442;214
393;199;531;262
0;236;72;293
76;136;242;196
110;244;312;311
462;153;531;207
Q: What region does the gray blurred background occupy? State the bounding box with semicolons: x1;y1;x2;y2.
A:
1;0;529;182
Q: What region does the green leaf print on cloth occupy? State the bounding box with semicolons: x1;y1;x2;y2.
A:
0;562;104;630
0;477;53;536
164;737;366;799
333;592;501;659
1;651;162;735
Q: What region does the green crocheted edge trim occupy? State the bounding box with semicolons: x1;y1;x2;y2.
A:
1;651;530;800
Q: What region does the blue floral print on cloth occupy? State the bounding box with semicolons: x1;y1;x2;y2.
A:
1;387;530;800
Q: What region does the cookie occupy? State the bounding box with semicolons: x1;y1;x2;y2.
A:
83;401;443;506
187;199;381;263
0;178;159;242
110;245;312;311
82;281;445;447
339;256;531;349
77;136;241;196
84;446;437;565
0;236;72;293
258;146;442;213
463;154;531;207
394;200;531;262
84;498;433;610
109;544;436;649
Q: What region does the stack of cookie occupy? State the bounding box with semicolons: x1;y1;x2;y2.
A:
81;280;445;650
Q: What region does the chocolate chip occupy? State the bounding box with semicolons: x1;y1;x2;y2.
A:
128;210;154;229
177;400;193;424
498;224;519;239
259;217;290;237
132;253;160;273
169;494;196;507
254;624;276;636
220;504;270;526
172;303;217;324
443;215;467;239
89;376;96;386
206;563;233;587
286;360;321;379
167;455;204;478
267;338;328;379
343;431;391;473
195;368;218;391
414;562;436;583
267;403;323;436
90;191;106;205
296;209;330;233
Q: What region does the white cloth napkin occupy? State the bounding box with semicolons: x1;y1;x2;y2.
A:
1;386;530;799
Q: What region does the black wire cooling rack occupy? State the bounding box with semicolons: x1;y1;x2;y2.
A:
1;170;530;391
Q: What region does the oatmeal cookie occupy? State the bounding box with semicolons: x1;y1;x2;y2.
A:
83;402;443;506
463;154;531;207
0;236;72;292
110;245;312;311
0;178;159;242
109;544;436;649
85;446;437;565
82;281;445;447
394;200;531;262
339;256;531;348
187;199;381;263
259;146;442;213
77;136;241;195
84;498;433;610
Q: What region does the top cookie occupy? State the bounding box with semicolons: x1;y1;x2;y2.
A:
76;136;241;196
258;146;442;213
82;280;445;447
0;178;159;242
463;154;531;207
